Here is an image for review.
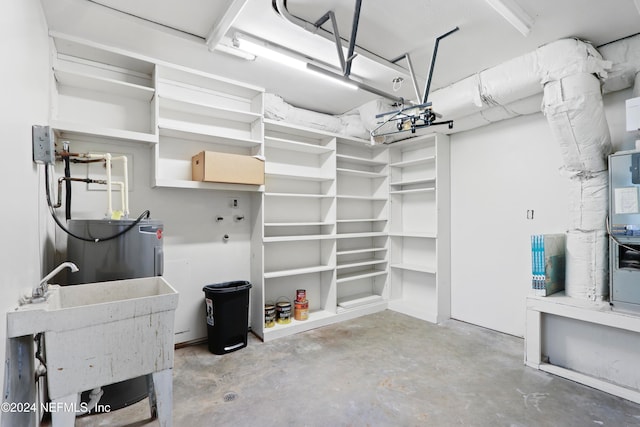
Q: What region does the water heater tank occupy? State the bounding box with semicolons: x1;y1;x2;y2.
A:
66;218;163;284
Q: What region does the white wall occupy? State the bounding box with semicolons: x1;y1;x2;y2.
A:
450;88;632;337
0;0;50;422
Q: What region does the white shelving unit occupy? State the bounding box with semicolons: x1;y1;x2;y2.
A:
335;138;389;314
49;32;157;145
154;64;264;191
387;133;450;323
254;120;337;341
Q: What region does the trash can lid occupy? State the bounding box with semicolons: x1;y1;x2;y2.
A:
203;280;252;293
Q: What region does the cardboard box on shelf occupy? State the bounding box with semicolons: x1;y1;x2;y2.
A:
192;151;264;185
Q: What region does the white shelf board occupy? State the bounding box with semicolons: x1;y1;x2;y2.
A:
336;232;388;239
390;177;436;187
263;234;336;243
337;218;388;223
337;269;387;283
262;309;336;341
336;154;387;166
54;69;155;101
265;171;334;182
390;263;436;274
265;221;332;227
336;195;387;201
336;168;387;179
389;188;435;195
389;231;437;238
337;293;384;309
337;247;387;256
390;156;435;168
153;178;263;192
264;118;368;143
51;120;158;145
264;192;333;199
159;95;261;124
265;136;333;154
337;259;387;270
158;120;262;147
264;265;334;279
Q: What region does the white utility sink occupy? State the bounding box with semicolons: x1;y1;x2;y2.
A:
7;276;178;427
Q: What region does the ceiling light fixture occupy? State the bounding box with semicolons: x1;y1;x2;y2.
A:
234;34;306;70
214;43;256;61
306;64;358;90
484;0;534;36
234;33;360;91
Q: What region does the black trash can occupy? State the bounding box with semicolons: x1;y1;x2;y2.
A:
203;281;252;355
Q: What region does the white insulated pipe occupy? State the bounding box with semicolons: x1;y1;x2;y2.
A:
85;153;129;218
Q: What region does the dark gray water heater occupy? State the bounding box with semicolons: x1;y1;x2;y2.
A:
66;218;163;284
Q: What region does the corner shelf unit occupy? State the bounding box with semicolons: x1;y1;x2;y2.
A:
387;133;450;323
251;121;390;341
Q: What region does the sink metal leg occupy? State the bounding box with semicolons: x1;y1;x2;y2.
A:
150;369;173;427
146;373;158;419
49;393;77;427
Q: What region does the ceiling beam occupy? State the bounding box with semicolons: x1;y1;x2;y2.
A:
205;0;249;51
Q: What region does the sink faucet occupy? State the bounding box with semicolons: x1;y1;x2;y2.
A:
34;262;79;299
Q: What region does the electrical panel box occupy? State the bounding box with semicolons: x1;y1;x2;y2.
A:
32;125;55;165
626;97;640;132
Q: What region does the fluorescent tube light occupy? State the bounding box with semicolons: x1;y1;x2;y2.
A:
214;43;256;61
235;35;306;70
306;64;359;90
484;0;534;36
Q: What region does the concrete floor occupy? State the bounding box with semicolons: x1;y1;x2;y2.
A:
61;310;640;426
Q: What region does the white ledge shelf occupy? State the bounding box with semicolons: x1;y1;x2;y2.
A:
51;121;158;145
158;120;262;147
265;171;334;182
336;154;387;166
153;178;263;192
337;168;387;179
264;221;332;227
54;69;155;101
263;234;336;243
390;263;436;274
389;188;435;195
337;259;387;270
337;247;387;256
337;218;388;223
390;178;436;187
389;231;437;238
264;265;334;279
336;195;388;201
390;156;435;168
336;232;388;239
337;293;384;310
159;95;261;124
265;136;333;154
264;192;333;199
337;269;387;283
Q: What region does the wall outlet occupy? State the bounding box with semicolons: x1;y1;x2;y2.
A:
32;125;55;165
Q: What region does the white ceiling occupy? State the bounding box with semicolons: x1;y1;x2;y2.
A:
75;0;640;114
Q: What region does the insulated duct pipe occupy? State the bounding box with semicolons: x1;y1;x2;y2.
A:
357;37;626;300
